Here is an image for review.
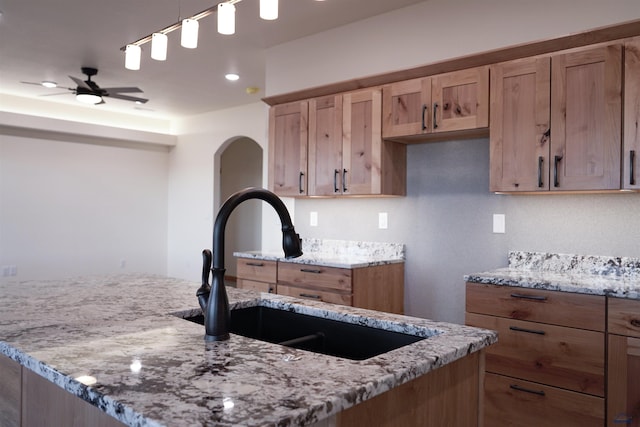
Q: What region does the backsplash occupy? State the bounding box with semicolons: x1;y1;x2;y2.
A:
302;238;405;260
508;251;640;279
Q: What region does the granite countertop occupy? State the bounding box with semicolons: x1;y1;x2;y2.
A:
0;274;495;427
234;238;405;269
464;251;640;300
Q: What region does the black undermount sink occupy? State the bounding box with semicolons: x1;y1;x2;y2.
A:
182;306;425;360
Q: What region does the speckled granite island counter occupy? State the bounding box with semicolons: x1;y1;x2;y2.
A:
0;274;496;427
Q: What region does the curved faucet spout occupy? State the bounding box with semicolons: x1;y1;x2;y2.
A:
199;187;303;341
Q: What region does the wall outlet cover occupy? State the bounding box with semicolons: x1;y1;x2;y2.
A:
493;214;506;234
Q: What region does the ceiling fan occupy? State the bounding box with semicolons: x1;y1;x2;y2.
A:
22;67;148;105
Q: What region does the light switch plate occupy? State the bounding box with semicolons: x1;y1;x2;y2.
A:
310;211;318;227
379;212;388;229
493;214;506;234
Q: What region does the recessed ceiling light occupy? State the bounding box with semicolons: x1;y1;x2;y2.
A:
41;81;57;88
225;73;240;81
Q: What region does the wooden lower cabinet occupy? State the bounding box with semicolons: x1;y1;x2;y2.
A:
0;353;124;427
484;372;604;427
337;350;483;427
237;257;404;314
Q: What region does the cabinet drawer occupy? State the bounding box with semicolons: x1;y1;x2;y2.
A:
466;312;605;396
609;297;640;338
466;283;605;331
236;258;277;283
278;263;352;292
236;279;275;294
484;372;604;427
277;284;352;306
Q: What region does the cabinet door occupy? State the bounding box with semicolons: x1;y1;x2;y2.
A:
490;57;551;192
0;354;20;427
624;38;640;190
308;95;343;196
382;77;431;139
431;66;489;133
608;334;640;427
550;44;622;190
268;101;309;196
343;89;383;195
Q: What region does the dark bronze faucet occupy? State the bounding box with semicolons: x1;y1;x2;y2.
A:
196;187;303;341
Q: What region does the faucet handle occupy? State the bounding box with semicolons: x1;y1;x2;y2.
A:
197;249;212;311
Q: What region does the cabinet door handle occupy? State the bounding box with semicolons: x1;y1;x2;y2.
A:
509;326;546;335
433;103;439;129
553;155;562;187
246;262;264;267
299;293;322;300
537;156;544;188
421;104;428;131
631;150;636;186
299;172;305;194
510;293;548;302
334;169;340;193
510;384;545;396
342;169;348;192
300;268;322;274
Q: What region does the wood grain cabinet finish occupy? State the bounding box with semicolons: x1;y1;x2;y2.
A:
308;89;406;197
382;66;489;142
236;258;277;293
624;37;640;190
0;354;21;427
268;101;309;196
490;43;623;192
465;283;605;426
608;297;640;427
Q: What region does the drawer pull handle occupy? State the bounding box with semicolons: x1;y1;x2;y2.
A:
421;104;428;131
509;326;546;335
630;319;640;328
510;293;548;302
510;384;545;396
246;262;264;267
299;293;322;300
300;268;322;274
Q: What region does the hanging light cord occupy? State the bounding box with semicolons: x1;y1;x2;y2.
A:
120;0;242;51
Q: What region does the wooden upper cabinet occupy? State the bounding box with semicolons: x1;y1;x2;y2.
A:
308;94;343;196
309;88;405;196
382;66;489;141
268;101;309;196
490;57;551;192
550;44;622;191
624;38;640;190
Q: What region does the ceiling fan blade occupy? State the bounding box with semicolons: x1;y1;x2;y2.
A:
69;75;90;89
39;91;73;97
21;81;44;86
102;87;143;94
106;93;148;103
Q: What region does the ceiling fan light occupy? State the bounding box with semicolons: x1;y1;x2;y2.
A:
217;3;235;35
41;81;57;88
76;93;102;105
125;44;142;70
151;32;168;61
260;0;278;20
181;18;199;48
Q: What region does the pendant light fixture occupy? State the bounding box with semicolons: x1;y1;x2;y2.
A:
124;44;142;70
181;18;199;48
217;2;235;35
260;0;278;20
151;32;168;60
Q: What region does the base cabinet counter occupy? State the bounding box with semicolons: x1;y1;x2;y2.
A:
465;251;640;427
0;273;495;427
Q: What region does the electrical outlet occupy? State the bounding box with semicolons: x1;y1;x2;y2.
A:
378;212;388;229
310;211;318;227
493;214;506;234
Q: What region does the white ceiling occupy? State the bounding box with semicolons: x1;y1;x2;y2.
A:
0;0;425;119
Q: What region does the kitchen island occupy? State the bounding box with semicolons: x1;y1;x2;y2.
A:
0;274;496;427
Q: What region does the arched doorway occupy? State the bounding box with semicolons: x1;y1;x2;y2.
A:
217;137;263;281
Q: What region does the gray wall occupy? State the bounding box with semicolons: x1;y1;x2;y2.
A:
294;138;640;324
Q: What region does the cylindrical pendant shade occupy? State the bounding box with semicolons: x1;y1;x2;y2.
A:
151;33;168;60
218;3;235;35
260;0;278;20
181;18;199;48
125;44;141;70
